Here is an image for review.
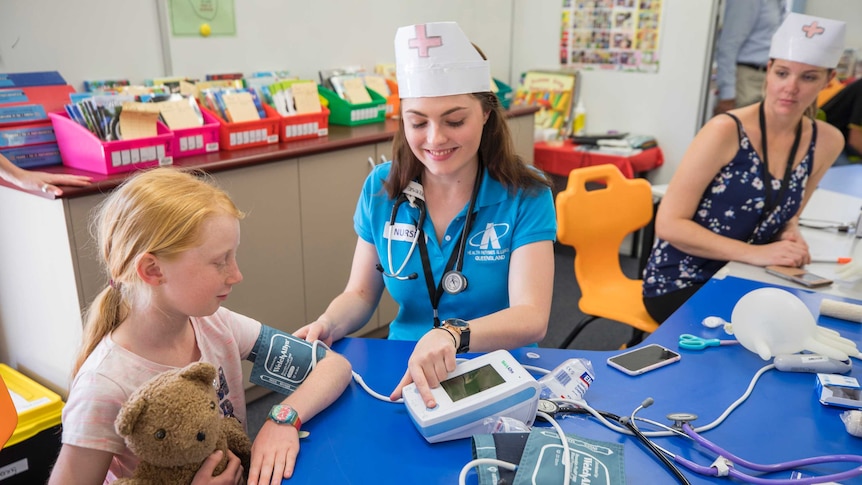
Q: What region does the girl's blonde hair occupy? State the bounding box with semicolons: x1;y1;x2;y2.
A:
73;168;244;376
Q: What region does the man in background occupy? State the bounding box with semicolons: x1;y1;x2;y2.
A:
714;0;786;115
821;77;862;165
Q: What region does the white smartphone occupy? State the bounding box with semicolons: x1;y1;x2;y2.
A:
606;344;681;376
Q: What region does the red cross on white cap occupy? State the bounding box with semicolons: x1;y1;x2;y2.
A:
769;13;845;69
394;22;491;98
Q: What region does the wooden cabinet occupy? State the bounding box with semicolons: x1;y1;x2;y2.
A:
298;145;375;332
67;193;111;312
298;141;398;336
211;162;306;334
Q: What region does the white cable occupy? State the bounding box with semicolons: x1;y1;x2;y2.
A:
458;458;518;485
310;339;329;370
352;371;403;403
554;362;776;438
522;364;551;375
537;410;572;485
689;363;774;434
311;340;404;403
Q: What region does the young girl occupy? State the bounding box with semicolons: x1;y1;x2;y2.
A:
49;168;352;485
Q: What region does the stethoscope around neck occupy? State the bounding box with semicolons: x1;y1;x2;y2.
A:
377;162;483;299
377;181;426;281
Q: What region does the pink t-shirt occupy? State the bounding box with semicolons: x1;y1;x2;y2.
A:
61;307;261;483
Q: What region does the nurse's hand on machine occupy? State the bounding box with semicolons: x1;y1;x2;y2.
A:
389;329;459;408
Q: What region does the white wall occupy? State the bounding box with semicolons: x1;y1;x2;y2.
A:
0;0;515;91
162;0;516;86
0;1;166;88
804;1;862;52
512;0;719;184
1;1;857;184
0;0;719;184
0;193;83;395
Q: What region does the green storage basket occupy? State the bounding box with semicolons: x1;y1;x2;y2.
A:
318;86;387;126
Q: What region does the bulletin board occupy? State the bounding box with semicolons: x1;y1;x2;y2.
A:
560;0;663;72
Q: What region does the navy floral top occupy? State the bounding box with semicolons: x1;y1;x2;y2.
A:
643;114;816;298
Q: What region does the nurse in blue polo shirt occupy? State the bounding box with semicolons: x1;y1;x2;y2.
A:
296;21;556;408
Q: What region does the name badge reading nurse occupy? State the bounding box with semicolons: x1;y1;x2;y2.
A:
249;325;326;395
385;221;420;242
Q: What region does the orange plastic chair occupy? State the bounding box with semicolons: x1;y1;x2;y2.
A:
555;164;659;348
0;374;17;449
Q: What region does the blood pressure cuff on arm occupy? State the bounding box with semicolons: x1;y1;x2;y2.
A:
472;428;626;485
248;325;327;396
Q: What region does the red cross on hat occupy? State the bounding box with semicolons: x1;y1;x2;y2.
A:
801;21;825;39
408;24;443;58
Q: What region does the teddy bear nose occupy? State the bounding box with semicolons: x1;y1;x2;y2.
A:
196;432;206;442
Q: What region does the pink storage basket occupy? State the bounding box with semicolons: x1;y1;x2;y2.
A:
49;112;173;175
171;107;220;158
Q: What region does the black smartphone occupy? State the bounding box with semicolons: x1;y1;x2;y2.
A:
765;265;833;288
606;344;681;376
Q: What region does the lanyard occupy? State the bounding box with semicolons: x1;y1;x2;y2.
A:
416;163;483;328
758;101;802;219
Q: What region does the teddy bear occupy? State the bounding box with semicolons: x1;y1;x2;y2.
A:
114;362;252;485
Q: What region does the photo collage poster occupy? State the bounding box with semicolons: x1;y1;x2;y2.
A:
560;0;662;72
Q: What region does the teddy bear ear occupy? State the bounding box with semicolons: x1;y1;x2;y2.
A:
115;397;148;438
179;362;217;385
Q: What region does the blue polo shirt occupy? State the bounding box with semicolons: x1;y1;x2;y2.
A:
354;162;556;341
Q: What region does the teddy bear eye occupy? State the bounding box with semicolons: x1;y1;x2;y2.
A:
210;401;216;410
154;429;166;440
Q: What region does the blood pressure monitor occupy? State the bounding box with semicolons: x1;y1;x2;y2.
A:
403;349;540;443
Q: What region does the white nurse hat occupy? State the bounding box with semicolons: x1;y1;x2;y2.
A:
769;13;846;69
394;22;491;98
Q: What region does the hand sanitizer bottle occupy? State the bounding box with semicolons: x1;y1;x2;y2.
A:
573;100;586;136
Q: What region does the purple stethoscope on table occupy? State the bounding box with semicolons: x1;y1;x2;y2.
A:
628;335;862;483
622;400;862;484
670;414;862;484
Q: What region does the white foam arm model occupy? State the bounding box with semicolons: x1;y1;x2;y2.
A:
820;300;862;323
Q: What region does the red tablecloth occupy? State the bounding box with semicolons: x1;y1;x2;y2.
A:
534;140;664;178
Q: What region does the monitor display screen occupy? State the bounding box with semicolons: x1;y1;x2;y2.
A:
440;364;505;402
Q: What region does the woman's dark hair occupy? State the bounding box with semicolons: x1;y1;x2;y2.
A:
386;91;550;198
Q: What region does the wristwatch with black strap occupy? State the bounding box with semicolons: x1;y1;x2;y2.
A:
442;318;471;354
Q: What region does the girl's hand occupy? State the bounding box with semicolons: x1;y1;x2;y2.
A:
248;421;300;485
191;449;244;485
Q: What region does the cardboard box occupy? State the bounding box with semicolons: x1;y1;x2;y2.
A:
0;364;63;485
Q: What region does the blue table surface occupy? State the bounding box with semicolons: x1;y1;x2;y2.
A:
819;164;862;198
287;276;862;484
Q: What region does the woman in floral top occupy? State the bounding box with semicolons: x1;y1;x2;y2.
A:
642;13;846;323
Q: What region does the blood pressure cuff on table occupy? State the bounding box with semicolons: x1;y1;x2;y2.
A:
248;325;327;396
472;428;626;485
